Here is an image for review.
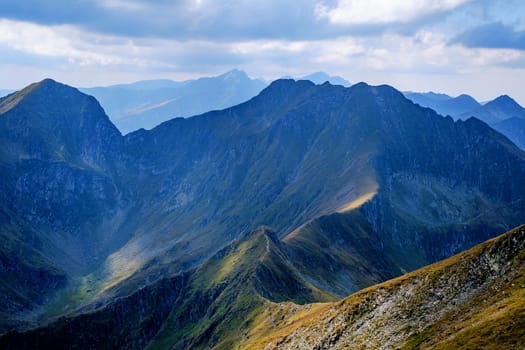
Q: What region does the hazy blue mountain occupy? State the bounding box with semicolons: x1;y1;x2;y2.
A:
99;79;185;91
301;71;351;86
404;91;481;117
406;91;525;150
80;69;266;134
492;117;525;150
458;94;525;124
1;78;525;346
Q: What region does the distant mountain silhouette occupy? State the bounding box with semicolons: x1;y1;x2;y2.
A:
458;94;525;124
81;69;266;134
404;91;480;117
301;72;351;86
406;91;525;150
492;117;525;150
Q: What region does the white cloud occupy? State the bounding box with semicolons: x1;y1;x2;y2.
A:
0;19;177;68
316;0;471;25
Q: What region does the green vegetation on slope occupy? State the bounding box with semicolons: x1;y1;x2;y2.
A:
148;227;334;350
245;224;525;349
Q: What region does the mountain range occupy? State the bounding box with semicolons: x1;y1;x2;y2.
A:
78;70;351;134
404;91;481;117
80;69;267;134
0;78;524;348
405;91;525;150
245;224;525;349
299;72;351;86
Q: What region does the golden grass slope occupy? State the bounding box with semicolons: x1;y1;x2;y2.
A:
241;224;525;349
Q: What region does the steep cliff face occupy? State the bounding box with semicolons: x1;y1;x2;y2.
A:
246;225;525;350
0;80;131;328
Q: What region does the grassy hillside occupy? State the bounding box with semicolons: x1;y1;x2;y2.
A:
243;224;525;349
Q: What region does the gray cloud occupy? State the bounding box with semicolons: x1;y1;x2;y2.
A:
0;0;473;41
0;0;326;40
451;22;525;50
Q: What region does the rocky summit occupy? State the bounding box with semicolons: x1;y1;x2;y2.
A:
0;78;524;348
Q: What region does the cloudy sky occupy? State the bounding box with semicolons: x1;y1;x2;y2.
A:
1;0;525;103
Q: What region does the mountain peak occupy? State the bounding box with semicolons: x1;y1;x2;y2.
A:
491;94;519;106
0;79;70;114
28;78;74;94
220;68;249;81
0;78;121;163
258;78;315;98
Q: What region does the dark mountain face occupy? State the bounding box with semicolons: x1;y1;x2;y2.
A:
0;80;132;330
1;78;525;343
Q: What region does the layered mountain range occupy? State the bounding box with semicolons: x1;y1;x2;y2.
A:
405;91;525;150
81;69;266;134
1;78;524;347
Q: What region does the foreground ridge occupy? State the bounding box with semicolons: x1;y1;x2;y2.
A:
245;225;525;349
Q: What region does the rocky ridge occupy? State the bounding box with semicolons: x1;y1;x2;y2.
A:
250;225;525;349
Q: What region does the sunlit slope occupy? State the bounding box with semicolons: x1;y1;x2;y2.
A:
284;210;403;297
247;225;525;349
0;228;334;349
112;80;525;297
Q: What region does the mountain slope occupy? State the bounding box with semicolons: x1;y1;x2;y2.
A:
283;210;403;297
0;79;131;330
81;70;266;133
0;228;334;350
245;224;525;349
113;80;525;303
2;78;525;338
